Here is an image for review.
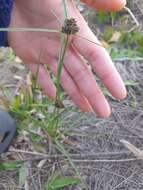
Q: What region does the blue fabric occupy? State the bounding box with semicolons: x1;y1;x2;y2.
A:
0;0;13;47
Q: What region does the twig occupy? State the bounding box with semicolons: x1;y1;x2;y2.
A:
9;148;140;163
9;148;50;157
124;6;140;27
124;6;140;32
9;148;133;158
72;158;139;163
111;171;137;190
120;139;143;160
113;57;143;62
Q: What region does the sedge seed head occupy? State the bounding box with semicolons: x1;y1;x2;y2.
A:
61;18;79;35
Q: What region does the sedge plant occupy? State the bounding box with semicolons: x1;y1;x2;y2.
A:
0;1;85;187
0;1;139;189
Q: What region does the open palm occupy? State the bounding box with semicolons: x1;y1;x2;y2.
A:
8;0;127;117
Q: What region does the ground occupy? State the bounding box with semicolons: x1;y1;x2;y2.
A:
0;1;143;190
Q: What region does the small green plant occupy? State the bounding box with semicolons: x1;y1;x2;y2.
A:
0;2;83;185
0;1;141;189
44;172;80;190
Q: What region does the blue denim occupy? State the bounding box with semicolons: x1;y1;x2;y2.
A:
0;0;13;46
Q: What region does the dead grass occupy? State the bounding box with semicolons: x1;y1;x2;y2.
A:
0;0;143;189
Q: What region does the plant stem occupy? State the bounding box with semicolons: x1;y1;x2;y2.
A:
0;27;59;33
52;34;69;130
62;0;68;18
56;34;69;98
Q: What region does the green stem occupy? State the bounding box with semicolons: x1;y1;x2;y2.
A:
62;0;68;18
55;140;80;177
0;27;59;33
56;34;69;98
52;34;69;130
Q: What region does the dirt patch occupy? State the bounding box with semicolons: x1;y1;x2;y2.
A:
0;48;27;98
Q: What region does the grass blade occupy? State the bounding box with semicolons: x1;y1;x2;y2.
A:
0;27;59;33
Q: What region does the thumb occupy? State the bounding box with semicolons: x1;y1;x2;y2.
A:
80;0;126;11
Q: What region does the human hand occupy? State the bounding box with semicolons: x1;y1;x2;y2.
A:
8;0;127;118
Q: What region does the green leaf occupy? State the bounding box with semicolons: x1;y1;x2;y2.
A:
45;172;80;190
101;87;114;99
103;26;114;41
98;11;106;24
50;176;80;189
124;80;138;86
13;95;21;109
101;80;138;99
19;164;28;187
0;161;23;170
110;47;143;59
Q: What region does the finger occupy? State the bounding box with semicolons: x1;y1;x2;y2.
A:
39;39;93;112
72;16;127;100
42;39;111;117
64;48;111;118
47;57;93;112
80;0;126;11
27;62;56;99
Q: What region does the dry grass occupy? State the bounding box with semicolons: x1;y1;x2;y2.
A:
0;0;143;189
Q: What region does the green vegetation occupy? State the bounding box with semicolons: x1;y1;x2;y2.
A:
0;0;141;189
